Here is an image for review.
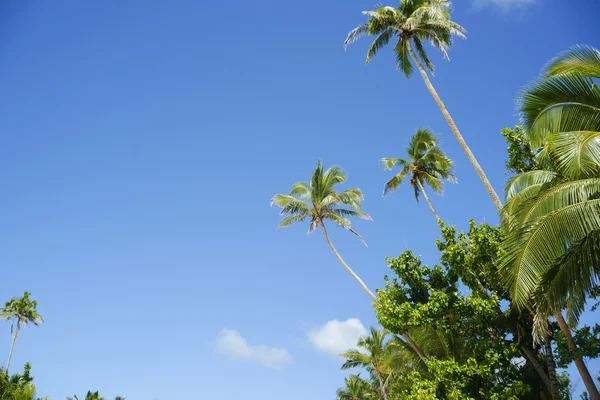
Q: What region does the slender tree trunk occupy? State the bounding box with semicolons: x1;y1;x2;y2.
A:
555;311;600;399
543;335;561;400
406;42;503;211
379;377;388;400
415;180;441;221
320;222;430;366
320;223;376;300
6;320;19;374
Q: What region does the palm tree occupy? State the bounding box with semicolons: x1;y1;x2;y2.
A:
336;374;374;400
345;0;503;210
341;328;397;400
502;46;600;399
382;128;455;221
0;292;43;373
271;160;374;298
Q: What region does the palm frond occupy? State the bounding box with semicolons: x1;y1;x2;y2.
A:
383;164;411;196
550;130;600;179
366;28;394;63
344;24;370;50
271;194;311;215
504;170;559;202
501;198;600;309
289;181;312;200
544;45;600;79
394;40;413;77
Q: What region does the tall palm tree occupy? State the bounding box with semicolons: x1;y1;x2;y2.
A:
345;0;503;210
272;161;430;364
336;374;374;400
502;46;600;399
382;128;455;221
271;160;374;298
0;292;43;373
341;328;397;400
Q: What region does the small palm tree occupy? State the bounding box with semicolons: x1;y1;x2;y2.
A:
345;0;503;210
382;128;455;221
341;328;397;400
271;160;374;298
0;292;43;373
336;374;374;400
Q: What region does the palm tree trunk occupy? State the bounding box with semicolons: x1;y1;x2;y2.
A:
406;42;503;211
416;180;441;221
555;311;600;399
543;336;561;400
320;222;376;300
379;378;388;400
320;222;430;366
6;320;19;373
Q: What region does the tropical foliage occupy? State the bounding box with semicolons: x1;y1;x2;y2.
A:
382;128;455;220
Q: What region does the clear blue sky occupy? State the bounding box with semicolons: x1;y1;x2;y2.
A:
1;1;599;399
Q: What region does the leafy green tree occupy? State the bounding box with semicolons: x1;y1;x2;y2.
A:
382;128;455;221
501;46;600;399
501;125;539;174
0;292;43;373
345;0;503;209
341;328;397;400
0;363;37;400
271;160;373;298
336;374;375;400
374;221;566;399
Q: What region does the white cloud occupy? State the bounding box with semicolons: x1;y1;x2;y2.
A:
213;329;293;369
472;0;536;10
308;318;368;357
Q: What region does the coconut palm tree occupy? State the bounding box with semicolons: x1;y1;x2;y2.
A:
0;292;43;373
345;0;503;210
271;160;374;298
272;161;431;364
336;374;375;400
502;46;600;399
382;128;455;221
341;328;398;400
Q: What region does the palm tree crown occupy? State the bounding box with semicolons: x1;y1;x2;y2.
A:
341;328;398;400
344;0;465;77
0;292;43;329
271;160;371;241
336;374;374;400
382;128;455;219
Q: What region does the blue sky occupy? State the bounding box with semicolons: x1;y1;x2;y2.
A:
0;0;599;399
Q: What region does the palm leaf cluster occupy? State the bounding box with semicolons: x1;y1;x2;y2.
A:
501;45;600;334
344;0;465;77
382;128;455;219
271;160;371;240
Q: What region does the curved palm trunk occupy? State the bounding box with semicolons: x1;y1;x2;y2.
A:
6;320;20;373
320;222;376;299
407;42;503;211
555;311;600;400
320;222;430;366
415;180;441;221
